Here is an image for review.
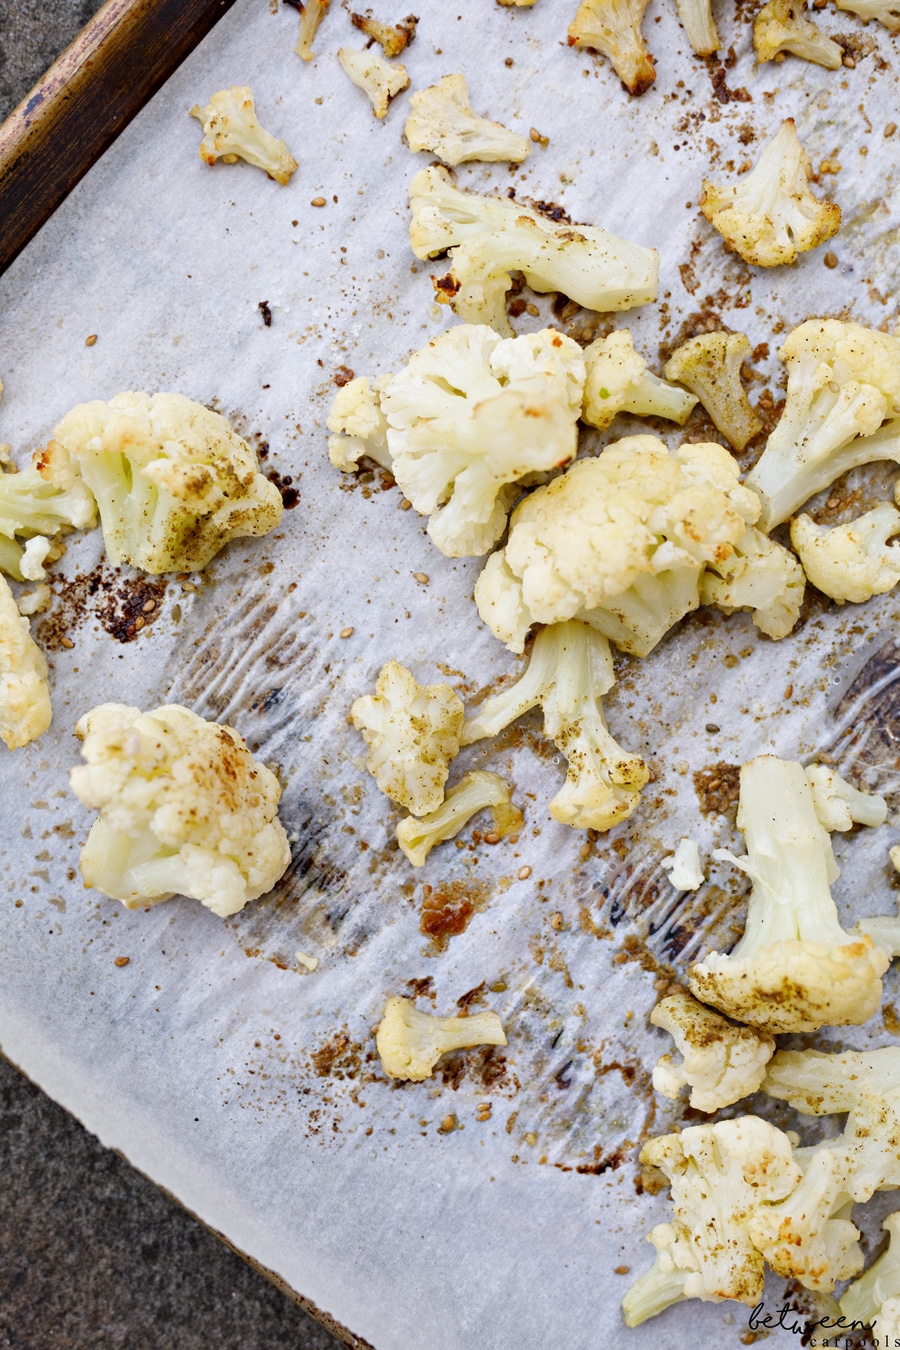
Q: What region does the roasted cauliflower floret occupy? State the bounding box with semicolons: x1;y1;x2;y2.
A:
581;330;697;431
835;0;900;28
350;9;417;55
791;503;900;604
409;165;658;337
699;524;805;639
567;0;656;96
337;47;409;118
474;435;760;655
462;621;648;832
375;995;507;1081
841;1213;900;1335
660;838;704;891
806;764;887;832
689;756;889;1033
744;320;900;531
623;1117;801;1325
350;661;464;816
326;375;393;472
701;121;841;268
0;572;51;750
296;0;331;59
52;392;283;574
404;74;529;165
650;990;775;1113
663;332;761;453
395;770;514;866
0;440;96;581
674;0;720;52
753;0;843;67
378;324;585;557
70;703;291;917
190;87;298;184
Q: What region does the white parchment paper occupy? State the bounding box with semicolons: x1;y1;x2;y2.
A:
1;1;900;1346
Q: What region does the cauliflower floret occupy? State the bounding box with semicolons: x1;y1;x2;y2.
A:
404;74;529;166
835;0;900;28
375;995;507;1080
699;524;805;639
396;770;513;866
841;1214;900;1335
622;1117;802;1325
190;87;298;184
744;320;900;532
650;989;775;1113
378;324;585;557
663;332;762;453
701;121;841;268
350;661;463;816
409;165;659;337
791;503;900;604
661;838;705;891
806;764;887;832
689;756;889;1033
326;375;393;472
0;572;51;750
567;0;656;97
581;330;697;431
52;392;282;574
753;0;843;67
674;0;720;52
337;47;409;118
350;9;417;55
753;1049;900;1289
16;584;51;616
296;0;331;59
0;441;96;581
70;703;291;916
461;620;649;832
474;435;760;655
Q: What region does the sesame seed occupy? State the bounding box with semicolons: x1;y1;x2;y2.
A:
311;196;327;207
141;599;156;612
340;626;354;638
823;251;838;269
483;831;500;845
518;865;532;881
61;636;74;649
114;956;129;967
85;334;97;346
413;572;429;584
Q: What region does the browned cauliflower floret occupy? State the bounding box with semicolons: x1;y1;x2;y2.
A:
753;0;843;67
404;75;530;166
190;87;298;184
663;332;761;453
296;0;331;59
0;572;51;750
350;9;417;55
395;770;514;866
651;989;775;1113
567;0;656;96
337;47;409;118
376;996;507;1080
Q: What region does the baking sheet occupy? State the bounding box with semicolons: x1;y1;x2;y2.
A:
1;1;900;1346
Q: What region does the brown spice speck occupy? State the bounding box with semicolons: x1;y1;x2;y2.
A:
311;196;327;207
823;251;838;269
886;123;897;138
614;1265;631;1276
114;956;129;967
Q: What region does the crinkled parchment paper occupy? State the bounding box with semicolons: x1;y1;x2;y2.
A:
1;1;900;1345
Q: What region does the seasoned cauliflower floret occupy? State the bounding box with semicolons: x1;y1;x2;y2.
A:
409;165;658;337
699;524;805;639
0;572;51;749
0;440;96;581
581;330;697;431
351;661;464;816
350;10;417;55
674;0;720;52
806;763;887;832
375;995;507;1081
404;74;529;165
52;392;283;574
841;1214;900;1335
744;320;900;531
661;837;704;891
474;435;760;655
567;0;656;97
379;324;585;557
663;332;761;453
701;121;841;268
835;0;900;27
396;771;514;866
296;0;331;59
651;990;775;1113
623;1117;801;1325
70;703;291;917
326;375;393;472
461;621;648;832
791;504;900;604
190;87;298;184
337;47;409;118
753;0;843;67
689;756;889;1033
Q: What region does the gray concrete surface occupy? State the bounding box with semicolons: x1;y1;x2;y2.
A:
0;5;346;1347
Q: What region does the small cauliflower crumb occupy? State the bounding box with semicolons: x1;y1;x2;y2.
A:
375;995;506;1080
337;47;409;118
404;74;530;166
0;572;52;749
651;989;775;1112
295;950;319;971
350;661;463;816
396;770;512;866
661;838;704;891
190;87;298;184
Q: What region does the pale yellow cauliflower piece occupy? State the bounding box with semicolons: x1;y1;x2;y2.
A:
404;74;529;165
806;764;887;832
650;989;775;1113
699;524;805;639
190;87;297;184
70;703;291;917
337;47;409;118
567;0;656;96
395;770;512;866
753;0;843;66
663;332;761;453
376;995;507;1081
326;375;393;472
350;10;416;55
0;572;51;749
581;330;697;431
351;661;464;816
296;0;331;59
792;503;900;604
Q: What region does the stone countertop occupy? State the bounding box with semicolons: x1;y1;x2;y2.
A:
0;6;344;1347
